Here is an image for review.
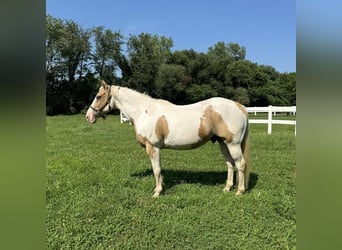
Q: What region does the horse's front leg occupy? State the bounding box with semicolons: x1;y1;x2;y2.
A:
145;142;163;197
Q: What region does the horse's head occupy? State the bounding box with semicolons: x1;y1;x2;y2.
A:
86;80;113;124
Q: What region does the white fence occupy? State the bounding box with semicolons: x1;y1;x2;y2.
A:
121;105;297;135
120;112;131;124
246;105;296;135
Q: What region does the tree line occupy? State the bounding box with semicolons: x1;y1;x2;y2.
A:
46;14;296;115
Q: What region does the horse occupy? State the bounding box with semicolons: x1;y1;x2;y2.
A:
86;80;250;197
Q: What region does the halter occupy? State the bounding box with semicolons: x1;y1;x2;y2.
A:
89;102;112;113
90;88;113;113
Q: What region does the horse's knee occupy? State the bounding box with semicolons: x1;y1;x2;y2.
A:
146;142;157;158
236;158;246;172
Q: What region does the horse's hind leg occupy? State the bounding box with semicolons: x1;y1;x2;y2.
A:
219;141;235;192
145;142;163;197
227;143;246;195
235;157;246;195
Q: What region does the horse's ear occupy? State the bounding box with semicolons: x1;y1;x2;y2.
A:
100;79;110;90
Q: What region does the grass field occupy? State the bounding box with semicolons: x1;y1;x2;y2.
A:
46;114;296;249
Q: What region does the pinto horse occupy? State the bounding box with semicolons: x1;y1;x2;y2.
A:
86;80;250;197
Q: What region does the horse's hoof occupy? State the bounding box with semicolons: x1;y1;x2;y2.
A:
223;186;232;192
152;192;160;198
235;190;244;196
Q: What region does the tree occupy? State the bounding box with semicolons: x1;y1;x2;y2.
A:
168;49;209;85
259;65;280;81
46;14;296;114
207;42;246;83
273;72;296;105
46;15;91;82
225;60;269;89
155;64;187;103
46;15;66;82
186;84;217;103
92;27;124;84
222;87;250;105
247;72;296;106
46;15;93;114
127;33;173;94
62;20;91;82
208;42;246;62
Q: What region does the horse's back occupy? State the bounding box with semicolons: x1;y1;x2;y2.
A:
161;97;247;132
159;97;248;147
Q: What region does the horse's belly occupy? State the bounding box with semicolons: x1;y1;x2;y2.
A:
163;130;208;150
163;140;208;150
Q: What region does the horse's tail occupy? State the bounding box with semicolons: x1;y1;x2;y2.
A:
241;120;251;190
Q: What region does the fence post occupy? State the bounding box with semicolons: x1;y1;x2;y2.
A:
268;105;272;134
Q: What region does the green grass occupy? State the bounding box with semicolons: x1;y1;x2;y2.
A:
46;114;296;249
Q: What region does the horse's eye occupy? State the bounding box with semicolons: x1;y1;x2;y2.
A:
96;95;101;100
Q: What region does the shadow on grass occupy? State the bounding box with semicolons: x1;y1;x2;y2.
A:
131;169;258;191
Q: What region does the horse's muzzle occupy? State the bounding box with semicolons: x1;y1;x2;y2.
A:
86;109;97;124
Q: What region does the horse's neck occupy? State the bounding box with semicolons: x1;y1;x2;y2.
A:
112;87;151;120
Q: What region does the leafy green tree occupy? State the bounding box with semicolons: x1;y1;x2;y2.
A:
46;15;93;114
225;60;269;89
259;65;280;81
191;52;210;84
247;86;269;106
69;73;99;113
263;83;289;106
168;49;210;85
208;42;246;62
46;15;91;82
127;33;173;94
207;42;246;83
168;50;192;67
45;14;296;114
273;72;296;105
61;20;91;82
92;27;124;84
282;72;296;105
226;42;247;61
247;72;296;106
186;84;217;103
155;64;187;103
46;15;66;82
212;86;249;105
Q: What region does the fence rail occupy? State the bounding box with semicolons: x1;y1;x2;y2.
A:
246;105;296;135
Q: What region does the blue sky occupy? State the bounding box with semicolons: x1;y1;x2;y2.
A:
46;0;296;73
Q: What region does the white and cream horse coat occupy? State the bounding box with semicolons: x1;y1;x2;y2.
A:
86;80;250;197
